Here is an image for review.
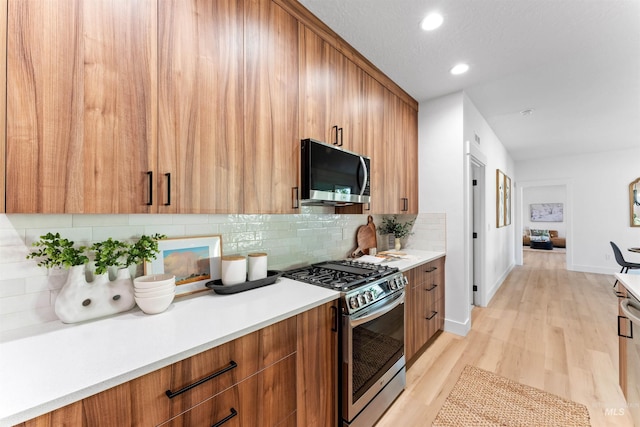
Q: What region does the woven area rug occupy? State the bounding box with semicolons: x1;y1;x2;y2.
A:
432;365;591;426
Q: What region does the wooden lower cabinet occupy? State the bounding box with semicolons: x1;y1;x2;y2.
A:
405;257;445;362
16;301;338;427
160;354;297;427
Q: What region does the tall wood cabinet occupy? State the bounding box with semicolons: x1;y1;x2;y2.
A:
158;0;244;214
243;0;300;214
6;0;157;213
405;257;445;362
16;301;338;427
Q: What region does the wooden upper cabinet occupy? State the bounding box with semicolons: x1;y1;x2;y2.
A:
362;73;385;213
6;0;158;213
401;99;419;214
243;0;299;214
158;0;244;214
299;26;363;153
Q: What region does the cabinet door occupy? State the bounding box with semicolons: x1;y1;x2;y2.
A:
299;27;362;152
6;0;157;213
158;0;243;213
362;73;385;213
400;100;419;214
296;300;338;427
243;0;299;213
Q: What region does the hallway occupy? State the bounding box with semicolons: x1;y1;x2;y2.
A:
377;250;632;426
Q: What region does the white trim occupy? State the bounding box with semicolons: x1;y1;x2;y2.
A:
444;312;471;336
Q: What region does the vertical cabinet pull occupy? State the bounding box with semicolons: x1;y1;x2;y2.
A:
165;361;238;399
331;305;338;332
402;197;408;211
332;125;339;145
292;187;299;209
146;171;153;206
211;408;238;427
338;127;343;146
164;173;171;206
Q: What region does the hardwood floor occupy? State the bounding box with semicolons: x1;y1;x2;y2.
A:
377;250;633;426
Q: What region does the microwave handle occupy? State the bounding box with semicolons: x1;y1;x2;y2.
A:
359;156;368;196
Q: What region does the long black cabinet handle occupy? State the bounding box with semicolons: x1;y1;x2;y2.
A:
332;125;339;145
425;267;437;273
331;305;338;332
292;187;299;209
425;284;438;292
164;173;171;206
338;127;343;146
402;198;408;211
426;311;437;320
212;408;238;427
165;361;238;399
146;171;153;206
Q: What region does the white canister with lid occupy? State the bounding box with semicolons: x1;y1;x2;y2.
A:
221;255;246;285
248;252;268;281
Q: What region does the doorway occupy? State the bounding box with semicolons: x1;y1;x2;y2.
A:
471;159;484;306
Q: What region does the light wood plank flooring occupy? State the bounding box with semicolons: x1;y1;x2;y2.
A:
377;250;632;426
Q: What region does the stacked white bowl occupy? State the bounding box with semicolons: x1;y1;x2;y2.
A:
133;274;176;314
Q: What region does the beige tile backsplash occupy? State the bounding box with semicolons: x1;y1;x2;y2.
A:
0;210;445;332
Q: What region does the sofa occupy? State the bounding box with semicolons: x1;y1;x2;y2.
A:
523;229;566;248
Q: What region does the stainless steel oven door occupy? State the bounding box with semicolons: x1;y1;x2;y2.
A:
342;291;405;423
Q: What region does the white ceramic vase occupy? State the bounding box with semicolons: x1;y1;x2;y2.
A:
54;265;136;323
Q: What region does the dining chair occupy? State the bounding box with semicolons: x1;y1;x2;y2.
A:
610;241;640;288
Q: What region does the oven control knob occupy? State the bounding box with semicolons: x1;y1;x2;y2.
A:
349;296;359;309
403;275;408;286
358;294;367;305
389;279;397;290
365;291;373;302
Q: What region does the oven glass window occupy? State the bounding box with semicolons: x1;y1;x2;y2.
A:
352;302;404;402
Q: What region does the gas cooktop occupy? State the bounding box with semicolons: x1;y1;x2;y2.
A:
284;259;399;291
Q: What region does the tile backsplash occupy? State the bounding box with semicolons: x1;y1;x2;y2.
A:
0;210;445;332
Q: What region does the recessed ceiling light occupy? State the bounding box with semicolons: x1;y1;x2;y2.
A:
520;108;535;116
421;13;443;31
450;63;469;75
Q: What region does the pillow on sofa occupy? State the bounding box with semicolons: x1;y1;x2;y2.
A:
549;230;559;238
530;229;550;242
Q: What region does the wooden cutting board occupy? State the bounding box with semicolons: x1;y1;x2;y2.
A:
351;215;377;257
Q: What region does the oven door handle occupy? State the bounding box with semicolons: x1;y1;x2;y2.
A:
349;293;405;328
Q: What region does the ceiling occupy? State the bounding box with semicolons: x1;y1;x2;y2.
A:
297;0;640;161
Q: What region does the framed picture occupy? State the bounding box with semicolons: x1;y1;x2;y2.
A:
144;235;222;295
496;169;505;228
505;175;512;226
530;203;564;222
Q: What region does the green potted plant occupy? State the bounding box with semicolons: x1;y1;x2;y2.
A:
27;233;166;324
377;215;415;250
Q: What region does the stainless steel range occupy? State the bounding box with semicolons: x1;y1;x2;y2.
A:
285;260;407;427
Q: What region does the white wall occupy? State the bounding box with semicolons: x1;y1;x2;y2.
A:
516;147;640;274
523;185;567;237
418;91;515;336
463;94;515;306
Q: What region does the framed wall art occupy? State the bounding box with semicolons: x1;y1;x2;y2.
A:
144;235;222;295
530;203;564;222
496;169;512;228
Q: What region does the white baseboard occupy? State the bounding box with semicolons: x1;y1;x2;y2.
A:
444;315;471;337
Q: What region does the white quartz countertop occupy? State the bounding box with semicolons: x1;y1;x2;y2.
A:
617;272;640;300
0;278;339;426
0;249;445;426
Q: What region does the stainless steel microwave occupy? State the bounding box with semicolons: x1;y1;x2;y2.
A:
300;138;370;205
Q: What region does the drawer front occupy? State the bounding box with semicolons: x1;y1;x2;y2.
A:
422;279;444;308
425;297;444;341
162;353;297;427
169;316;296;414
410;258;444;288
